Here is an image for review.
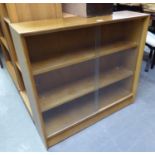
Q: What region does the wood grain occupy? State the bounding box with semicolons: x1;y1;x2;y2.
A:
47;95;133;147
10;27;47;146
32;40;137;75
39;67;133;112
44;79;133;137
6;3;62;23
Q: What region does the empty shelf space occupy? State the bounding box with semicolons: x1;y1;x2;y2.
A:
99;81;133;110
39;66;133;112
32;41;137;75
44;81;133;138
32;49;95;75
99;41;137;57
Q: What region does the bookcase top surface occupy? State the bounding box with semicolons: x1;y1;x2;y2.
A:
8;11;149;36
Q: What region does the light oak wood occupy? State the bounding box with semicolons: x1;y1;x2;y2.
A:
39;67;133;112
8;10;149;149
5;3;62;23
26;26;95;66
15;61;21;72
5;60;20;90
9;11;149;36
32;40;137;75
47;95;133;147
44;80;133;137
10;27;47;146
56;4;63;18
132;16;150;98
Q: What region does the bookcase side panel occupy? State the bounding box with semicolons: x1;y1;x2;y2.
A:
9;27;47;147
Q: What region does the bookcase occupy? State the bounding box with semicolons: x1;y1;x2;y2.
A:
8;11;149;148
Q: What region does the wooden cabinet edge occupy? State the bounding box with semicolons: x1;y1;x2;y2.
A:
9;12;149;36
9;27;48;148
132;16;150;99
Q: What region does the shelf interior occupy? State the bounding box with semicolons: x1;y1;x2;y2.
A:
9;11;147;35
36;60;95;112
43;77;133;138
26;26;95;64
32;40;137;75
36;49;136;112
25;20;140;75
38;66;133;112
13;17;144;141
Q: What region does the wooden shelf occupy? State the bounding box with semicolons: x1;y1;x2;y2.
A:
32;48;95;76
39;66;133;112
9;11;148;36
0;36;9;51
5;61;19;90
44;83;133;138
32;41;137;75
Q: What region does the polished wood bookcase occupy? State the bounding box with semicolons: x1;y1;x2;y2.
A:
7;11;149;148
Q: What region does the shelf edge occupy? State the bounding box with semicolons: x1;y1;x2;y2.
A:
32;41;137;76
40;68;133;112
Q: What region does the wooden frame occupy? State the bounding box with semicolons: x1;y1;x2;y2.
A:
0;4;33;117
7;11;149;149
0;4;25;91
0;3;63;116
5;3;62;23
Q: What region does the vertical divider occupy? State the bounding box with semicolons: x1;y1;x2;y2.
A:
3;20;25;91
6;12;150;148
